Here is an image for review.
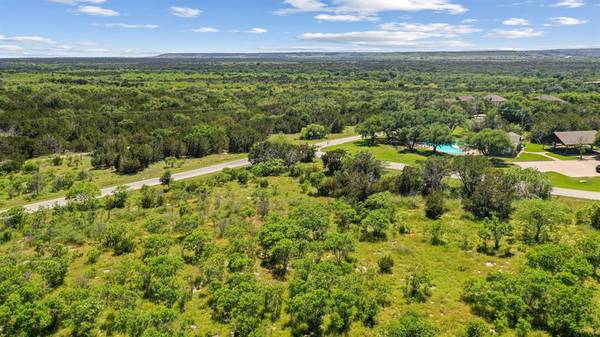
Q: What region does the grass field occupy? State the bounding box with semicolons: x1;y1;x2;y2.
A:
502;152;552;162
546;172;600;192
524;142;592;161
322;139;434;165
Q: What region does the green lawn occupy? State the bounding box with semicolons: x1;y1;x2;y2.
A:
524;142;591;161
504;152;552;162
545;172;600;192
322;139;432;165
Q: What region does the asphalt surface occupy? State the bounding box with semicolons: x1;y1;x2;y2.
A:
8;135;600;212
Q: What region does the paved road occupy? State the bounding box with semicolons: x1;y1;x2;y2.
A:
8;135;600;212
14;136;362;213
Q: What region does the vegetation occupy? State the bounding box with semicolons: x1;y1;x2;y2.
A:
1;57;599;337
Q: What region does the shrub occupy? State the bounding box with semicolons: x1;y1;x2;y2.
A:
251;159;286;177
378;255;394;274
591;205;600;230
405;266;433;303
383;312;437;337
425;190;445;220
300;124;326;140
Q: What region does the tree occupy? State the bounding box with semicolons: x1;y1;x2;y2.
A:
590;205;600;230
383;312;437;337
463;320;490;337
66;181;100;210
506;167;552;200
290;203;330;241
300;124;326;140
466;129;514;156
479;217;513;252
184;124;228;157
515;199;570;244
324;232;356;264
425;190;445;220
159;170;173;187
464;170;515;222
452;156;491;198
357;115;382;145
360;209;393;241
288;289;328;337
423;157;450;194
394;165;423;196
424;123;453;153
321;149;346;175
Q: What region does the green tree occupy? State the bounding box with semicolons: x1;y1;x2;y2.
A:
464;170;515;222
383;312;438;337
159;170;173;187
300;124;326;140
466;129;514;156
425;190;445;220
66;181;100;210
515;199;570;244
405;266;433;303
424;123;453;153
324;232;356;264
452;156;491;198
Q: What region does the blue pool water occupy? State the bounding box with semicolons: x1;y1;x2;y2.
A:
436;144;465;155
424;143;465;155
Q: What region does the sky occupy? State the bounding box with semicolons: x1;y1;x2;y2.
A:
0;0;599;57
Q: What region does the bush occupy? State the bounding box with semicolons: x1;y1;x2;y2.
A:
378;255;394;274
395;166;423;196
383;312;437;337
591;205;600;230
464;320;489;337
300;124;326;140
405;266;433;303
249;136;316;166
425;190;445;220
251;159;286;177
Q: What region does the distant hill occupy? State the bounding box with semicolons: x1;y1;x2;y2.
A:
155;48;600;61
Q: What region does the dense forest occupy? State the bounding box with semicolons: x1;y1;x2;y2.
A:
0;55;599;337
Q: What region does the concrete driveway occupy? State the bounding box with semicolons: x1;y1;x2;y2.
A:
515;159;600;177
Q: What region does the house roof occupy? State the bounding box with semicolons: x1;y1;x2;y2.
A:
554;131;598;146
507;132;522;146
484;94;507;103
537;95;568;104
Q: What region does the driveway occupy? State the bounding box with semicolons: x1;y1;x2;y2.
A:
515;159;600;177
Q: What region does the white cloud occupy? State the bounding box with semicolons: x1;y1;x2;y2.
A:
502;18;530;26
0;45;23;52
333;0;468;15
299;21;479;49
94;23;159;29
549;16;589;25
76;5;119;16
0;35;56;43
276;0;327;14
77;41;97;46
489;28;544;39
314;14;377;22
48;0;106;4
552;0;585;8
192;27;219;33
170;6;202;18
277;0;467;15
461;19;478;24
245;28;268;34
379;22;480;35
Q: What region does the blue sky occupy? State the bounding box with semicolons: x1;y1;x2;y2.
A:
0;0;598;57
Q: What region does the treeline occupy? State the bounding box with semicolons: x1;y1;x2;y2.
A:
2;59;600;165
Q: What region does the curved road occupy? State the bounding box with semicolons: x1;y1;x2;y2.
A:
7;135;600;212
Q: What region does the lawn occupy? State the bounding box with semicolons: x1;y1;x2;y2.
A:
503;152;553;162
322;139;432;165
524;142;590;161
545;172;600;192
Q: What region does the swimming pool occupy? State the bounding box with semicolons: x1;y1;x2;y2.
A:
436;144;465;155
423;143;465;155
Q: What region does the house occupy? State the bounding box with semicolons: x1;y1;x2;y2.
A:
456;95;476;103
537;95;568;104
552;130;598;149
484;94;507;106
507;132;523;154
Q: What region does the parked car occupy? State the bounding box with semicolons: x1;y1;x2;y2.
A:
596;165;600;173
